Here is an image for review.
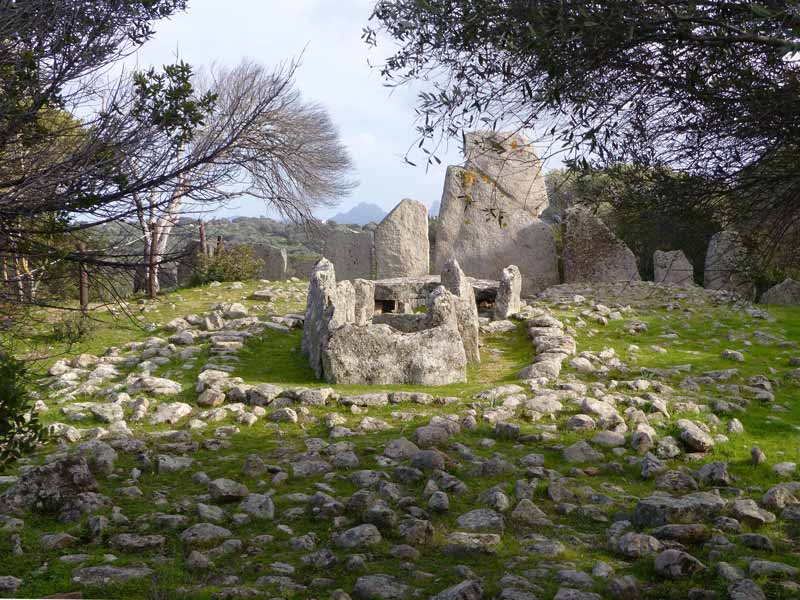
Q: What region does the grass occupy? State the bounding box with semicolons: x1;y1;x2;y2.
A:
1;282;799;599
234;319;534;398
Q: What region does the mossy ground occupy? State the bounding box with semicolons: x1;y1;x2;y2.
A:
1;283;799;599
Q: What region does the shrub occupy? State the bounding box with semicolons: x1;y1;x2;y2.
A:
0;353;46;471
191;245;264;285
51;312;97;344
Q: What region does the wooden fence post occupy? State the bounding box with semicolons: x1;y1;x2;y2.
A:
78;242;89;314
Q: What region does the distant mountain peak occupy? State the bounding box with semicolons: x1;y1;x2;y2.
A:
329;202;387;225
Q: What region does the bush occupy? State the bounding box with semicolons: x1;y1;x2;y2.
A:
51;312;97;344
0;353;45;471
191;245;264;285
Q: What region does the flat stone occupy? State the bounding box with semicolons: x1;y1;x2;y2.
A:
157;454;194;474
443;532;502;557
654;549;706;579
677;420;714;452
455;509;505;533
748;560;798;579
731;498;776;527
616;532;662;558
430;580;484;600
180;523;233;547
72;566;153;586
728;579;766;600
334;524;382;549
238;494;275;519
375;198;430;279
563;440;603;463
353;574;413;600
563;206;640;283
150;402;192;425
208;478;249;503
109;534;166;552
634;492;727;527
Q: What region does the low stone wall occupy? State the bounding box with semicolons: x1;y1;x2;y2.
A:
302;258;475;385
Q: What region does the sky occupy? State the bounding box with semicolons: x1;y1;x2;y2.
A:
124;0;552;220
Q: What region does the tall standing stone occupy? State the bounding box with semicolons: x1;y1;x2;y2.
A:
302;259;337;378
322;227;374;281
251;244;288;281
760;278;800;305
495;265;522;319
302;259;355;378
433;131;558;295
441;259;481;363
703;230;755;299
563;207;641;283
353;279;376;325
463;131;549;216
375;199;430;279
653;250;694;286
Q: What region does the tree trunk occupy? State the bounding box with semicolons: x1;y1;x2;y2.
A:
78;243;89;314
199;221;208;257
148;222;159;299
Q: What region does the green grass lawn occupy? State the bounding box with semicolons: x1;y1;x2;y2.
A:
1;282;799;599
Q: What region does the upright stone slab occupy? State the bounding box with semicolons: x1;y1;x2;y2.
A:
433;131;557;295
302;259;355;378
322;227;374;281
703;230;755;299
760;278;800;305
563;207;641;283
441;259;481;363
425;286;463;331
251;244;288;281
287;255;319;279
353;279;376;325
463;131;549;216
323;322;467;386
654;250;694;286
495;265;522;319
375;199;430;279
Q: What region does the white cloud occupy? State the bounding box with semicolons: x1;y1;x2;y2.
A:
124;1;539;219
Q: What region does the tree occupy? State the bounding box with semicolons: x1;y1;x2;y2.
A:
129;60;355;297
0;0;355;464
1;0;189;307
1;1;356;304
366;1;800;264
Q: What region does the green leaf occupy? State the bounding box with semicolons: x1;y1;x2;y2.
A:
750;4;772;18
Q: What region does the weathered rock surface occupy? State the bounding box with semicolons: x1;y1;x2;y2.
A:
433;132;556;295
760;278;800;305
353;278;376;326
703;230;755;299
0;456;97;516
495;265;522;320
439;259;481;363
375;199;430;279
302;258;355;378
323;322;467;386
251;243;288;281
563;207;641;283
72;566;154;586
323;227;374;281
654;250;694;286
